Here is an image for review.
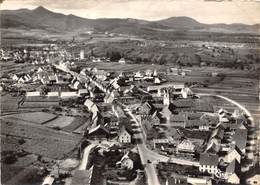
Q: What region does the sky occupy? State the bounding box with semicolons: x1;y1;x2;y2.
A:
1;0;260;24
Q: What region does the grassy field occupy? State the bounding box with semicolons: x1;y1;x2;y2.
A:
1;118;82;159
44;116;75;128
3;112;57;125
84;62;167;72
0;94;19;113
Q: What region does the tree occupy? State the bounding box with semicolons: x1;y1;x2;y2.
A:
39;86;49;96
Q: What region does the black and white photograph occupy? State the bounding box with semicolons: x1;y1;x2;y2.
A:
0;0;260;185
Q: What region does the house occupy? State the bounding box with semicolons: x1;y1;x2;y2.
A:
145;69;153;77
26;91;41;97
84;99;99;113
47;91;60;97
168;113;187;127
153;70;158;77
218;108;231;122
225;159;241;184
60;91;79;99
186;120;209;131
211;125;225;140
134;71;144;80
181;87;192;99
78;89;89;96
71;81;82;90
165;175;188;185
199;153;219;175
41;175;54;185
18;74;32;83
206;138;221;153
12;73;24;81
137;101;154;116
87;124;109;139
176;139;195;153
154;77;161;84
116;152;133;170
224;146;242;163
118;58;126;64
231;127;247;154
118;125;133;144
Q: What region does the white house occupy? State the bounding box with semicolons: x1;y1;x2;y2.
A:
60;91;78;99
224;147;241;164
26;91;41;97
47;92;59;97
84;99;99;113
176;139;195;153
118;58;126;64
41;175;54;185
199;153;219;175
154;77;161;84
116;152;133;170
118;125;132;143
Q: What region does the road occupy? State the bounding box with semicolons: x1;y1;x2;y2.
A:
124;107;200;185
198;94;257;161
78;143;97;170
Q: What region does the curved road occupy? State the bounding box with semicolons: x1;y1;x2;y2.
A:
78;143;97;170
198;93;257;161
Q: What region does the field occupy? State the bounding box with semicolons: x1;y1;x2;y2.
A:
1;118;82;159
44;116;75;128
3;112;57;124
0;94;19;113
83;62;168;72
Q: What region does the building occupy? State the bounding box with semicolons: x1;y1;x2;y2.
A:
80;50;84;60
199;153;219;175
225;159;241;184
78;89;89;96
47;91;59;97
26;91;41;97
137;101;154;116
224;146;242;164
60;91;79;99
87;124;109;139
84;99;99;113
231;127;248;154
168;113;187;127
118;58;126;64
118;125;133;144
176;139;195;153
116;152;134;170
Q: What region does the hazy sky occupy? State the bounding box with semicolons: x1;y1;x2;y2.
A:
1;0;260;24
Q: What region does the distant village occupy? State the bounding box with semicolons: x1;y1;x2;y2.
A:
0;44;259;185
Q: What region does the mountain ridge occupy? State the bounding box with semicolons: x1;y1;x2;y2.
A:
1;6;259;34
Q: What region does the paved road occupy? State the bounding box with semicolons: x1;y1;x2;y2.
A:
198;94;257;161
124;107;200;185
78;143;97;170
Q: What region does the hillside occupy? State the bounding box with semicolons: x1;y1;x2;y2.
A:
1;6;259;34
